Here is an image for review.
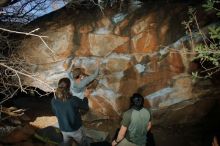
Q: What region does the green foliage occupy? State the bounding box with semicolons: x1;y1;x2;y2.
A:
194;44;220;66
208;26;220;39
190;0;220;78
202;0;215;11
181;7;196;35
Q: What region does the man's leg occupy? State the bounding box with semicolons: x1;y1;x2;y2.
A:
60;131;72;146
69;127;85;145
62;127;89;146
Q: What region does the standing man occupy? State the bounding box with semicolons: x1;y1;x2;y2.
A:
51;78;89;146
112;93;152;146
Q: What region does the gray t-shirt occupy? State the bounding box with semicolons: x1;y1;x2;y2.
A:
121;108;151;146
68;68;99;99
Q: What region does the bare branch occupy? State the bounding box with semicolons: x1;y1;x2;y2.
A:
0;27;55;53
0;27;47;37
0;88;19;105
0;62;55;92
0;0;22;7
0;106;26;117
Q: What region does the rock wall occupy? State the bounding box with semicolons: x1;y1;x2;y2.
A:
19;2;220;123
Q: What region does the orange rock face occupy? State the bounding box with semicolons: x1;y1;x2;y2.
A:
76;33;92;56
19;3;218;122
168;51;185;73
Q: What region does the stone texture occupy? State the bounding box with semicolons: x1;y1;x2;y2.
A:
168;51;185;73
89;34;129;56
75;33;91;56
104;54;132;72
95;17;113;32
79;24;93;33
131;31;158;53
113;19;129;35
113;41;129;53
152;97;217;126
130;13;159;53
20;24;74;64
18;2;220;124
1;125;35;144
30;116;58;128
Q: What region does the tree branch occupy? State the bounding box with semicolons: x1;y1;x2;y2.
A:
0;62;55;92
0;27;55;53
0;0;22;7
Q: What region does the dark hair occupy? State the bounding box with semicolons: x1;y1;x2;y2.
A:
72;68;82;79
55;78;71;101
130;93;144;110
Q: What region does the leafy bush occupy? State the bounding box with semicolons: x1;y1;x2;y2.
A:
184;0;220;79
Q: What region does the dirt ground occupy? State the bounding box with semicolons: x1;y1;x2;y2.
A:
0;95;220;146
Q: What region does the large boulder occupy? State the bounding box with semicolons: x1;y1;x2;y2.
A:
19;2;220;124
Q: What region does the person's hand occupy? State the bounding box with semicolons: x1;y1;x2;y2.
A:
112;140;117;146
84;88;92;97
80;75;85;80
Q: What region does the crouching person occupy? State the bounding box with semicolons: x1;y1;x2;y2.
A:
51;78;89;146
112;93;152;146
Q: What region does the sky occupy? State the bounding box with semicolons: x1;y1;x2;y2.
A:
2;0;66;23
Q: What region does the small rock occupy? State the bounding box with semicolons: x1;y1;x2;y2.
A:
1;125;35;144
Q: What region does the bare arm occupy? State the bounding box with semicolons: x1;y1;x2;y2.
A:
78;67;99;88
67;63;74;81
147;121;152;131
67;60;75;72
112;125;127;146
